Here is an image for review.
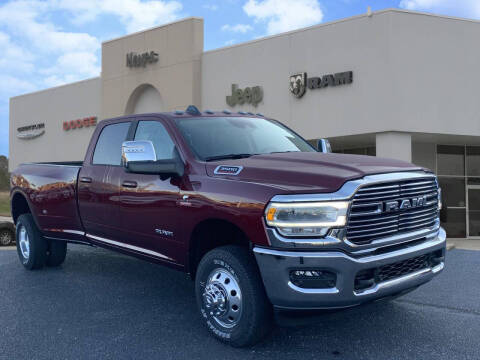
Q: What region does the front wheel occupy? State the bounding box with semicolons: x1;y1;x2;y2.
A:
195;245;273;347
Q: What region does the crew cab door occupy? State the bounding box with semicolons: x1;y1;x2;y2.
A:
78;120;132;241
116;118;183;265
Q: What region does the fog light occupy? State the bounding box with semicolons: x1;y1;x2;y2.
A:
289;269;336;289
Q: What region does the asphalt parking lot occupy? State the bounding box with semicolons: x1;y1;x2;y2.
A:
1;245;479;360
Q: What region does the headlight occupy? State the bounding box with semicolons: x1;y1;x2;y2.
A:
265;201;349;237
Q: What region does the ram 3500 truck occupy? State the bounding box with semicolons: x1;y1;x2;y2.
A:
10;106;446;346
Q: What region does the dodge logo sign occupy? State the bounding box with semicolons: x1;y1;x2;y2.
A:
63;116;97;131
384;195;428;213
289;73;307;98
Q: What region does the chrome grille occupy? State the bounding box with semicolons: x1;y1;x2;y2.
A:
346;177;439;245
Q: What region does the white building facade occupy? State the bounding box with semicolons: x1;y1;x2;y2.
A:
9;9;480;238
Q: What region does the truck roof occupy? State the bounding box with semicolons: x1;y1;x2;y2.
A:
98;105;266;126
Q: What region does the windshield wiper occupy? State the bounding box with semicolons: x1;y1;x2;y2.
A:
204;153;256;162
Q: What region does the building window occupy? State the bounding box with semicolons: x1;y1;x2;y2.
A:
333;146;376;156
437;145;464;176
466;146;480;176
468;188;480;237
442;208;467;238
438;177;466;207
436;145;480;238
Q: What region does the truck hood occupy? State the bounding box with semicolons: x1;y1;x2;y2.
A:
205;152;425;193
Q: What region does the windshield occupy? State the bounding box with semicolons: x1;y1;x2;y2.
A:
174;117;316;161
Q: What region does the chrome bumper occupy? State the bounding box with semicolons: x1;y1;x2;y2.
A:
253;227;446;309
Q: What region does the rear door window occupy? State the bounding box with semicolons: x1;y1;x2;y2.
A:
92;122;131;165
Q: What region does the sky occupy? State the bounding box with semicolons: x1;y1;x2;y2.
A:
1;0;480;157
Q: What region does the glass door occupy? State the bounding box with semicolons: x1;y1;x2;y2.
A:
467;186;480;238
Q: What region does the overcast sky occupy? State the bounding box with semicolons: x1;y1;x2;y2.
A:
1;0;479;157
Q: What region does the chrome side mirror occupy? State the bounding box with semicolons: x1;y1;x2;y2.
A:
317;139;332;153
121;140;184;177
122;140;156;165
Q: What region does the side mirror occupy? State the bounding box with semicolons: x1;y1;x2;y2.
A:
317;139;332;153
121;140;184;177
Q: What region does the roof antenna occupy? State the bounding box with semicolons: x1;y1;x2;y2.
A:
367;5;372;17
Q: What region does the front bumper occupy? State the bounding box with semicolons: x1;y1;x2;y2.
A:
253;227;446;310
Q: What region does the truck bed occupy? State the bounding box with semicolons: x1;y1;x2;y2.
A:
10;162;85;242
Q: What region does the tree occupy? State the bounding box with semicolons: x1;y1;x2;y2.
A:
0;156;9;191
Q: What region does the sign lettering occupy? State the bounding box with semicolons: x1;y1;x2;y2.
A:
17;123;45;139
63;116;97;131
226;84;263;107
290;71;353;98
126;51;159;68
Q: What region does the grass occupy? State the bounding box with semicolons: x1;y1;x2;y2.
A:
0;192;11;217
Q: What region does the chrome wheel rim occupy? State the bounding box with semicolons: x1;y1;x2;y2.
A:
0;230;11;246
203;268;242;329
18;226;30;260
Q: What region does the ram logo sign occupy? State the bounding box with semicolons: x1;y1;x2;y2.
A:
289;73;307;98
384;195;428;213
289;71;353;98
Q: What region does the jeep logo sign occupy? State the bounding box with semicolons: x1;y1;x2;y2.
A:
289;71;353;98
226;84;263;107
384;195;428;213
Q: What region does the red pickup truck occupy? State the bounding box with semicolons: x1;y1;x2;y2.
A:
10;106;446;346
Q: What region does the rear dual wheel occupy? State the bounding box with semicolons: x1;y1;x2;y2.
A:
16;214;67;270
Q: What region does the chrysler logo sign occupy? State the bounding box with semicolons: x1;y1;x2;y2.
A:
17;123;45;139
289;71;353;98
384;195;428;213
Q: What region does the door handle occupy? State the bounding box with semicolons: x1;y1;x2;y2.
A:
80;177;92;183
122;181;138;188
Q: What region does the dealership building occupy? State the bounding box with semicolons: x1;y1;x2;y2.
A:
8;9;480;239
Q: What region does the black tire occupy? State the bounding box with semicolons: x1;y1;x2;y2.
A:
46;239;67;267
0;228;14;246
16;214;47;270
195;245;273;347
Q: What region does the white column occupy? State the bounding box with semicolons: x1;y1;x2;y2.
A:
376;132;412;162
